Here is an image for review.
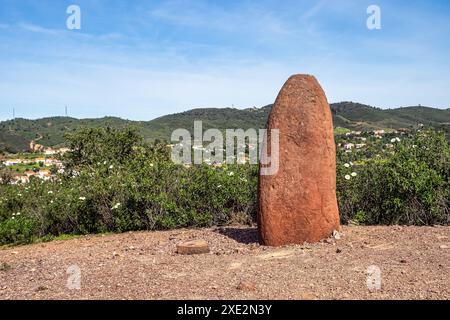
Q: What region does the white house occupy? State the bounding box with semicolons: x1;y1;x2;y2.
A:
344;143;355;150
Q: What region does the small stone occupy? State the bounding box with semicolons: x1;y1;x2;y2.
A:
234;248;245;254
336;248;342;253
176;240;210;255
439;245;449;249
11;251;19;255
36;286;48;292
400;259;407;263
333;230;341;240
112;251;119;257
237;281;257;291
298;292;316;300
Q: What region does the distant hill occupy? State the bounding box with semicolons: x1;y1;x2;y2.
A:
1;102;449;153
330;102;450;131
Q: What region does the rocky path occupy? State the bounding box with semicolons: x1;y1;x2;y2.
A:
0;225;449;300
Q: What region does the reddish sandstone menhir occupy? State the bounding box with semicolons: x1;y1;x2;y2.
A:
258;74;340;246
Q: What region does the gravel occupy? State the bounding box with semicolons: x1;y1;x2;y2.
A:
0;225;449;300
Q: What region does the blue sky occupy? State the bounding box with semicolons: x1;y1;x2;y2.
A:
0;0;449;121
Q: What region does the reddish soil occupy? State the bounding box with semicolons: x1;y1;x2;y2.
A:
0;225;449;300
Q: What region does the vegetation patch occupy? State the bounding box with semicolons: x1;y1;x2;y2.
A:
0;127;448;245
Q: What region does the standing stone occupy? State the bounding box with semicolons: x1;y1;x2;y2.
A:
258;74;340;246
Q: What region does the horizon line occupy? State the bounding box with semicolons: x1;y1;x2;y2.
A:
1;101;448;123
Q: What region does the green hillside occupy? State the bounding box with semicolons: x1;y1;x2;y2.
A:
1;102;449;153
143;106;271;141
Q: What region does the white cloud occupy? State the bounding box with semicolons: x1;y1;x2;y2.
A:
148;0;293;39
0;59;291;120
18;22;60;35
301;0;328;20
1;1;450;121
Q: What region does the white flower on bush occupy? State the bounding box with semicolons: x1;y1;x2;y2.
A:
79;197;86;201
217;184;222;188
351;172;357;177
111;203;121;210
345;175;351;180
344;163;350;168
48;191;53;194
349;162;354;166
240;177;247;182
109;165;114;169
103;161;107;165
150;163;154;167
17;193;22;197
228;171;234;176
16;212;21;216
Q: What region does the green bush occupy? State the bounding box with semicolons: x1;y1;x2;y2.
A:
337;129;449;225
0;127;448;245
0;216;37;245
0;127;258;244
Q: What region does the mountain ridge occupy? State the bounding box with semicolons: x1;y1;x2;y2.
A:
1;102;449;153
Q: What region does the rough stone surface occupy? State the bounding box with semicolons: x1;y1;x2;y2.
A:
258;74;340;246
176;239;210;255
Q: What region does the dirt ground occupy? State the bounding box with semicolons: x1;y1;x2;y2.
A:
0;225;449;300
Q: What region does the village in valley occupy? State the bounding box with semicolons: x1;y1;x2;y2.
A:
333;125;424;161
0;125;420;185
0;145;69;184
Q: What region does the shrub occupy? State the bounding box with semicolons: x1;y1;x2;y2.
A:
0;127;448;245
337;129;449;225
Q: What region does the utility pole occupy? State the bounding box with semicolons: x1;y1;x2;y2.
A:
13;107;15;119
65;105;68;117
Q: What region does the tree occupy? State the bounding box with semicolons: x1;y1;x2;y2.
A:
62;127;143;170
